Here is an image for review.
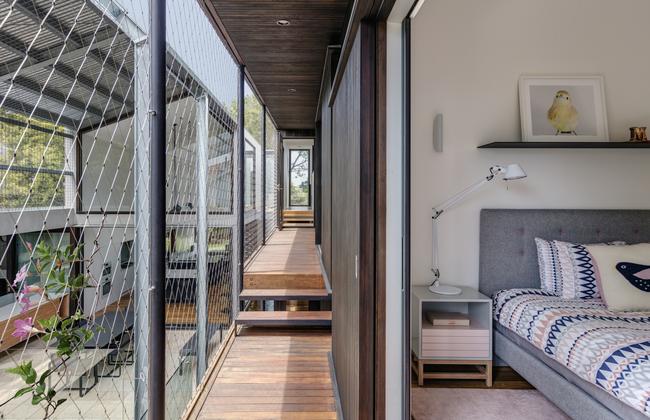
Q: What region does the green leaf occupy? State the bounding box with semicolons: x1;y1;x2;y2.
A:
69;274;88;290
38;369;53;385
60;317;73;329
7;361;37;385
13;386;33;399
38;315;59;332
34;383;45;395
31;394;44;405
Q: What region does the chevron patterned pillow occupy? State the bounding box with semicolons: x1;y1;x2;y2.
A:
536;238;625;299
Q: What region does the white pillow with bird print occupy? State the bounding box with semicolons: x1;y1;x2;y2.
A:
586;243;650;312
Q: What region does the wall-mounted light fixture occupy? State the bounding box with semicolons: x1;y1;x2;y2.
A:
433;113;443;152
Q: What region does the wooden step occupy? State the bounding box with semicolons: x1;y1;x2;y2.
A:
236;311;332;326
283;210;313;217
240;289;330;301
244;273;323;290
282;222;314;228
283;217;314;222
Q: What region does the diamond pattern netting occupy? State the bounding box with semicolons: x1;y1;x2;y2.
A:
0;0;260;418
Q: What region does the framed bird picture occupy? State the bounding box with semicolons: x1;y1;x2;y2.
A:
519;75;609;142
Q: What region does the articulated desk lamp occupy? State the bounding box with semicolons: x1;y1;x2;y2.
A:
429;164;527;295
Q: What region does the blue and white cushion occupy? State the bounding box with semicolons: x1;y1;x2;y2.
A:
536;238;611;299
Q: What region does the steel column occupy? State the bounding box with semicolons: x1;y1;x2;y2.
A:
261;105;267;244
196;94;209;381
133;38;150;420
149;0;166;418
237;66;245;307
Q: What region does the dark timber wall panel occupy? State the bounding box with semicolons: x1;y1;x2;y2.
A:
331;30;361;420
320;55;333;276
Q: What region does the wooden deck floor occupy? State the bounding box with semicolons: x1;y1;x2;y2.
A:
244;228;323;288
190;328;336;419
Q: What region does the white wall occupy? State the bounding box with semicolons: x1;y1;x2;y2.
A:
385;12;408;420
83;226;135;314
82;118;134;212
410;0;650;288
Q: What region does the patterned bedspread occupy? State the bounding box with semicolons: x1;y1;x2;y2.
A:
494;288;650;417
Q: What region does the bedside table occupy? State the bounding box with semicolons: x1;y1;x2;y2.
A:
411;286;492;387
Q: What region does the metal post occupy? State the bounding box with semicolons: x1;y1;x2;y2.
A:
149;0;166;418
276;137;284;230
133;38;150;420
237;65;245;305
261;105;267;244
196;94;208;381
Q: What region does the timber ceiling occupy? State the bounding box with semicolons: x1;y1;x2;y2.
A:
206;0;350;130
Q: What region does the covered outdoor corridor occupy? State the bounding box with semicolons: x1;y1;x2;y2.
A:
185;227;335;419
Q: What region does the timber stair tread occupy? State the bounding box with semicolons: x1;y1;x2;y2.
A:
282;222;314;228
282;210;313;216
236;311;332;326
240;288;331;301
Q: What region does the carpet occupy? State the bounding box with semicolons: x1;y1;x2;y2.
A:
411;388;570;420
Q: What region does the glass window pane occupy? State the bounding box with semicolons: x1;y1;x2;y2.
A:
244;141;255;210
0;110;73;211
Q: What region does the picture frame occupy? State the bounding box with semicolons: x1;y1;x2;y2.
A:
519;75;609;142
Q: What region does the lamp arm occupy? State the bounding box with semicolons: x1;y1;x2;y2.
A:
432;175;493;220
430;173;496;287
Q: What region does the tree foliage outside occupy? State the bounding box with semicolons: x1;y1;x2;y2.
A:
0;109;68;210
229;94;263;141
289;150;310;206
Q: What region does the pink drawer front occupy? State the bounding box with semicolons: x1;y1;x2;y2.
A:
421;348;489;359
422;342;488;351
422;328;489;338
422;335;489;344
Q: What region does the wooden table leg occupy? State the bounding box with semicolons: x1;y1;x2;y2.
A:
485;361;493;387
418;359;424;387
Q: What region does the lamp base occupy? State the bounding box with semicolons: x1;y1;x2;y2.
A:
428;284;463;295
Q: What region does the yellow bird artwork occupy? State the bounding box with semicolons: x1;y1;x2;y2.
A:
547;90;579;135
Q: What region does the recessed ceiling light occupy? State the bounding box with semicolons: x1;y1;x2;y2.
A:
287;88;297;93
276;19;290;26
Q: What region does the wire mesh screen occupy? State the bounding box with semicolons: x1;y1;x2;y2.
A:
264;113;278;240
0;0;241;419
0;112;74;211
242;82;263;262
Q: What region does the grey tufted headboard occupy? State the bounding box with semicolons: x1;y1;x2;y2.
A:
478;209;650;298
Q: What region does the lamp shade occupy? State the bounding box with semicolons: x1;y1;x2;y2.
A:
503;163;527;181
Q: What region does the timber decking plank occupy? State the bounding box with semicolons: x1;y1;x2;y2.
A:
243;274;324;290
193;329;335;420
282;222;315;228
198;412;336;420
205;396;335;404
201;403;336;412
239;288;330;300
244;229;322;288
236;311;332;326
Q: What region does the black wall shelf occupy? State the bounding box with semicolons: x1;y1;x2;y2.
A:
478;141;650;149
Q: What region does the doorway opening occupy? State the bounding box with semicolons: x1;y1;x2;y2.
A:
289;148;312;207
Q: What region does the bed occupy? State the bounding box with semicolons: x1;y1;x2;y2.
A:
479;209;650;420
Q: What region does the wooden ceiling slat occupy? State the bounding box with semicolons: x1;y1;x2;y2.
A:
208;0;349;130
